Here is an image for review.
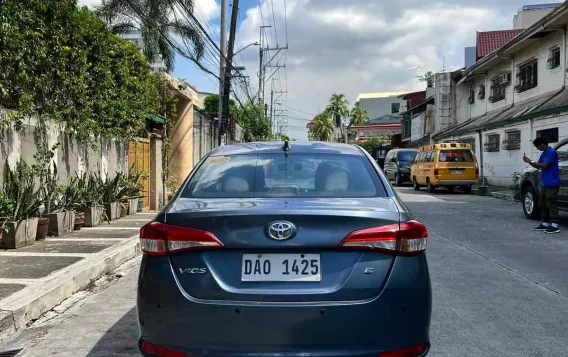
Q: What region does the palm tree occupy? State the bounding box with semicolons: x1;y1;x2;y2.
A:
349;106;369;127
310;112;335;142
325;93;349;127
96;0;205;72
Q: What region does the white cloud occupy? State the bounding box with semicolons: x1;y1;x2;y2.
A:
235;0;522;139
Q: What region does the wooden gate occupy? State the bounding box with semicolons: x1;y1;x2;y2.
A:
129;139;151;211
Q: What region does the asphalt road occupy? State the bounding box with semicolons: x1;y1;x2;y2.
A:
2;187;568;357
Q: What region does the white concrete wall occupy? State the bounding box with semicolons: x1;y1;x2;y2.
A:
443;113;568;187
0;112;128;186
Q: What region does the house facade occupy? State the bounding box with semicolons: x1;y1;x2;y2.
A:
433;3;568;187
354;92;408;120
351;115;402;140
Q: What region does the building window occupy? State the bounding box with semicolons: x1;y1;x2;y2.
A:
515;60;538;92
547;47;561;70
536;127;559;143
484;134;500;152
503;130;521;150
391;103;400;114
477;85;485;100
404;119;411;139
489;76;507;102
468;85;475;104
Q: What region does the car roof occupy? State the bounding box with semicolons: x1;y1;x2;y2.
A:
210;141;365;156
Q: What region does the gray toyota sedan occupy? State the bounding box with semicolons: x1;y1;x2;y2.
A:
137;141;432;357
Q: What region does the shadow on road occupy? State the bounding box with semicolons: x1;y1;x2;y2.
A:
85;308;139;357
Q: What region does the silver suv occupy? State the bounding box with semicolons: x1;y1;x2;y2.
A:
520;137;568;219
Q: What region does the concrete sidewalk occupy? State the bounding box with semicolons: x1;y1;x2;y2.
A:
0;212;155;341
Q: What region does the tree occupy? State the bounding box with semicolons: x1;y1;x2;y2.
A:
0;0;161;142
349;106;369;127
325;93;349;127
357;136;391;154
96;0;205;72
202;94;236;119
234;100;271;142
310;112;335;142
416;71;435;87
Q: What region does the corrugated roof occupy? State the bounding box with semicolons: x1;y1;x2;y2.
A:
356;92;409;102
476;29;524;59
435;89;566;139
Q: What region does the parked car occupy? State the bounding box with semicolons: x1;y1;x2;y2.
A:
137;141;432;357
411;142;479;193
520;137;568;219
383;148;417;186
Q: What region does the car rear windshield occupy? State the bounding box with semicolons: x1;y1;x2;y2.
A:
183;153;385;198
397;151;416;162
439;150;474;162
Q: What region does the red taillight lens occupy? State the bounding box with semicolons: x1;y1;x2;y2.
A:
140;341;186;357
433;168;439;176
139;222;223;256
379;344;428;357
475;168;479;176
339;221;428;256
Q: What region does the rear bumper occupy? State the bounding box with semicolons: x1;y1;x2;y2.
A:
436;179;478;186
137;255;432;357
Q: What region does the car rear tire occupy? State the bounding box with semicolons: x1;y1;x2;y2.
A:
522;184;540;220
413;177;420;191
394;173;402;187
427;179;436;193
462;185;472;194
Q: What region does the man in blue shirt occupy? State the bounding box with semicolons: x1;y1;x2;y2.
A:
523;137;560;234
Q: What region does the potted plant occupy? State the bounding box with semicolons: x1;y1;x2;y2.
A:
52;176;80;235
0;160;42;249
75;172;106;227
165;174;179;202
101;173;128;220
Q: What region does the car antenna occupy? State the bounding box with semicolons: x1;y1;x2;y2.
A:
282;140;290;157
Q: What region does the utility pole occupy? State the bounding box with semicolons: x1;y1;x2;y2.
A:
220;0;240;143
269;88;274;136
217;0;228;146
257;26;270;104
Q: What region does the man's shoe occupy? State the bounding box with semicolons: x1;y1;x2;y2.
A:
534;224;549;231
546;226;560;234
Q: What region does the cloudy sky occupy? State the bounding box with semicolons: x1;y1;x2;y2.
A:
78;0;541;139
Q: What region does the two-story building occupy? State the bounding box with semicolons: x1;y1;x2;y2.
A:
433;1;568;186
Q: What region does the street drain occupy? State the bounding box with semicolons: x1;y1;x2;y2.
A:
0;349;22;357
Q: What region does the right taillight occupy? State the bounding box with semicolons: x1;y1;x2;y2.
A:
140;222;223;256
338;220;428;256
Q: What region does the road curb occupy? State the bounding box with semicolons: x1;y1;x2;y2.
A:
491;190;518;202
0;236;141;341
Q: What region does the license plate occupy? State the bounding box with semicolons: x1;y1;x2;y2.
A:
451;170;463;175
241;253;321;282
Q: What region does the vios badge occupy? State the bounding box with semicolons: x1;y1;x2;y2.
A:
178;268;207;274
266;221;296;241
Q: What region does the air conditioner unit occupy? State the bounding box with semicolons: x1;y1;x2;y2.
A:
501;72;512;85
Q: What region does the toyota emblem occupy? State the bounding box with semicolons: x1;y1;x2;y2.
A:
266;221;296;241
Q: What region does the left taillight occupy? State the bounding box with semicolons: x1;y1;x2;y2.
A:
338;220;428;256
140;340;186;357
139;222;223;256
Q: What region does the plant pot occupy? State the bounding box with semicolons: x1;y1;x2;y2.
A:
120;202;129;218
45;211;75;237
137;198;144;212
104;202;120;220
129;198;138;215
77;206;104;227
0;218;39;249
36;217;50;241
74;213;84;230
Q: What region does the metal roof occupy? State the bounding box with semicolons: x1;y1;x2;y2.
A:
355;92;409;102
522;3;561;11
